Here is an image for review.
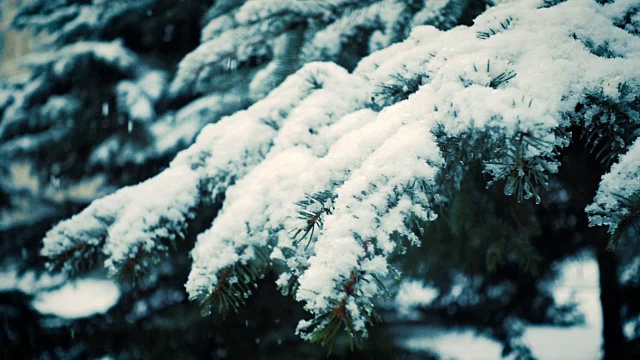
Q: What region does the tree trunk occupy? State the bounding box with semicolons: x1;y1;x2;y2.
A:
561;129;629;360
595;243;628;359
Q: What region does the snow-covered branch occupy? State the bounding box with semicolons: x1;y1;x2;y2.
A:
39;0;640;349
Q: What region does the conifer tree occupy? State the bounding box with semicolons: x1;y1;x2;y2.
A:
33;0;640;358
1;0;556;358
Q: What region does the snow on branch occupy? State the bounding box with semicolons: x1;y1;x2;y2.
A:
43;62;349;279
41;0;640;350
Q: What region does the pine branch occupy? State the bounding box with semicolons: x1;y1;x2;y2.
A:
296;272;382;354
435;120;560;206
290;191;335;250
608;193;640;251
371;67;430;109
198;246;270;316
538;0;567;9
477;17;513;39
486;127;560;204
587;138;640;250
578;83;640;166
458;59;517;89
47;237;105;277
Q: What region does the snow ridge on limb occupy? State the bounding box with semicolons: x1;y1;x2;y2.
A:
185;64;370;311
170;0;370;98
88;92;247;167
294;111;442;345
299;0;407;63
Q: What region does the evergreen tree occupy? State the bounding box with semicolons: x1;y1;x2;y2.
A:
1;0;556;358
30;0;640;358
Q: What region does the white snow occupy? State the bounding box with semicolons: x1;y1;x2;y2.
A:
116;81;155;122
395;279;439;319
0;268;119;319
32;279;120;319
19;0;154;45
401;329;505;360
44;40;138;77
523;256;602;360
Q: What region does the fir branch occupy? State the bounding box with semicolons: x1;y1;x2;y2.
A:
489;69;517;89
538;0;567;9
435;120;558;205
577;84;640;166
46;237;105;278
297;272;382;354
608;193;640;251
305;71;325;90
458;59;517;89
477;17;513;39
290;191;335;250
198;246;270;316
107;215;190;283
572;33;621;59
485;128;559;204
372;68;429;108
114;244;150;287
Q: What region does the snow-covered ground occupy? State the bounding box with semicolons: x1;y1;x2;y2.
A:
31;279;120;318
523;258;601;360
397;255;602;359
0;253;601;358
0;269;120;318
